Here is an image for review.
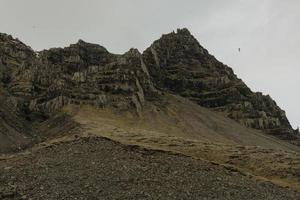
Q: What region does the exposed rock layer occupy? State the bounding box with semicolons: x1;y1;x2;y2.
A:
0;29;298;150
143;29;297;140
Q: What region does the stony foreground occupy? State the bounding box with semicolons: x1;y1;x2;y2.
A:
0;136;299;200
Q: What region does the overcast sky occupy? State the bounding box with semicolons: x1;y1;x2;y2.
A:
1;0;299;128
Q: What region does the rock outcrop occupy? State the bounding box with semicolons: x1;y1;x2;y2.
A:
0;29;298;149
142;28;297;140
0;36;158;116
0;84;36;152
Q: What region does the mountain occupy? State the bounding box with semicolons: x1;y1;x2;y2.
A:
0;29;298;148
143;28;297;140
0;29;300;198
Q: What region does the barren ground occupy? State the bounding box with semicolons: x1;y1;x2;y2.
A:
0;136;299;200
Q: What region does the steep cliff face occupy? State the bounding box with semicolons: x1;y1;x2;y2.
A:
0;85;36;152
0;34;38;152
142;28;296;139
0;29;298;151
29;42;157;114
0;36;157;115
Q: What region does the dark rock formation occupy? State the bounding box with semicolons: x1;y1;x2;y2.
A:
0;35;158;115
0;29;298;148
0;84;37;152
142;28;296;140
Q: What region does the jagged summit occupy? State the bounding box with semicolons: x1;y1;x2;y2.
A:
0;29;299;153
176;27;192;34
71;39;108;52
126;48;141;55
162;28;193;37
147;28;209;64
1;29;300;199
143;29;296;139
76;39;86;44
0;32;34;59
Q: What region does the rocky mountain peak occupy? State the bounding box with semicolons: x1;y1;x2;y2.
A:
71;39;108;52
125;48;141;56
76;39;86;45
161;28;193;39
176;27;192;35
144;28;210;72
0;33;34;58
142;29;298;143
1;28;300;199
0;29;298;146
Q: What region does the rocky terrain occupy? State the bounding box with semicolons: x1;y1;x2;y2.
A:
1;136;299;200
0;29;299;150
143;29;298;140
0;29;300;199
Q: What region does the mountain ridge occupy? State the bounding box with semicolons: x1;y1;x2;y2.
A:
0;28;299;153
1;28;300;199
143;28;298;138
